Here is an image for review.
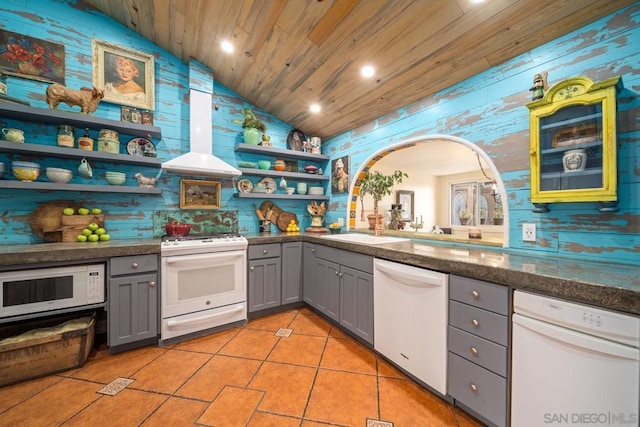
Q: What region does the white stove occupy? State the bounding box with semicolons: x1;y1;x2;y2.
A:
160;233;248;344
161;234;248;255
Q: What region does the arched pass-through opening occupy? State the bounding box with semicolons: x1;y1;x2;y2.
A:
347;134;510;248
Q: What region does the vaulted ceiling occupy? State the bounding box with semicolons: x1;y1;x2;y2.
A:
83;0;634;139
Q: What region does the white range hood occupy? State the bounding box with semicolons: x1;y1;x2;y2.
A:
162;89;241;177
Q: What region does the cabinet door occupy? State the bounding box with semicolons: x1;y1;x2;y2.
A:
302;243;316;306
339;266;374;344
314;257;339;322
109;273;158;347
281;242;302;304
248;258;281;312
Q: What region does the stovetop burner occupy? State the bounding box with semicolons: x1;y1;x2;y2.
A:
161;233;248;255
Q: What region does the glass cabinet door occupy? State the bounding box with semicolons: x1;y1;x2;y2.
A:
538;103;603;192
528;76;620;208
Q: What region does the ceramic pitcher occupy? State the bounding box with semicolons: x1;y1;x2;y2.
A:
1;128;25;143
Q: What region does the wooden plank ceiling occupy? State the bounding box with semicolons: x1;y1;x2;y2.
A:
82;0;635;139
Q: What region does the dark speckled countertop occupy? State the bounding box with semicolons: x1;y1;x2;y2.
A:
1;234;638;316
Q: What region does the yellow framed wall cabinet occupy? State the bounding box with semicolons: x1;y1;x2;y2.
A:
527;76;622;212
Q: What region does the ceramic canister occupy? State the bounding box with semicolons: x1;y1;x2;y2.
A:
562;148;587;172
98;138;120;154
296;182;307;195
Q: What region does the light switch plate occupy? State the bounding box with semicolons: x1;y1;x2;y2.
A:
523;223;536;242
337;218;344;226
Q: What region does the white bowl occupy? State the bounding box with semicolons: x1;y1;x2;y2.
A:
286;187;295;195
46;167;73;183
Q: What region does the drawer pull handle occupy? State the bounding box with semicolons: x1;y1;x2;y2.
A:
470;347;478;356
150;281;156;288
312;249;315;253
470;384;478;393
471;290;479;299
250;266;254;271
335;271;339;276
263;249;268;254
132;262;138;269
472;319;479;327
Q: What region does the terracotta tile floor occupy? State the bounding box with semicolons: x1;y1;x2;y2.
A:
0;308;486;426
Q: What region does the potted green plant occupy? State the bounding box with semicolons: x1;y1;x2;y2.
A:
458;208;472;225
493;205;504;225
359;170;408;236
233;108;267;145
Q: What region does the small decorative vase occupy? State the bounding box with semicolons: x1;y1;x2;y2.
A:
562;148;587;172
296;182;307;195
243;128;261;145
310;215;324;227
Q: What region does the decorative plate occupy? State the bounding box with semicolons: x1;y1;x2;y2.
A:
237;178;253;193
260;177;277;193
287;129;306;151
127;138;156;157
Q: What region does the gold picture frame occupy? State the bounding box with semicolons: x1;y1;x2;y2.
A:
92;39;155;110
180;179;221;209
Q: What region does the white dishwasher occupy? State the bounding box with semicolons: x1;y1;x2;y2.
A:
512;291;639;427
374;258;448;395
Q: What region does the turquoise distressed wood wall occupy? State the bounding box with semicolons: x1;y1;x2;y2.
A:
0;1;638;267
324;3;640;265
0;0;308;243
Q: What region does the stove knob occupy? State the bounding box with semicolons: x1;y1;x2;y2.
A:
172;240;179;245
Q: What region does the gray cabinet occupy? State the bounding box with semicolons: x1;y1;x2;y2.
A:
281;242;302;304
447;275;510;427
108;254;159;348
338;265;373;343
312;245;374;344
248;244;281;313
302;242;316;306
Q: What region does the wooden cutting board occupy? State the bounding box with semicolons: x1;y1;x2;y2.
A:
276;212;297;231
29;200;82;242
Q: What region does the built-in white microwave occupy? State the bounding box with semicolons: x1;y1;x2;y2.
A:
0;263;105;319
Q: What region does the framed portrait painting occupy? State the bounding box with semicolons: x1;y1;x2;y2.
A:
331;155;349;193
92;39;154;110
180;179;221;209
396;190;414;220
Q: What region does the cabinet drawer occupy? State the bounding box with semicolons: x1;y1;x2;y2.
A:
111;254;158;276
449;300;508;346
449;275;509;315
448;326;507;377
248;244;281;260
448;352;507;427
315;245;372;274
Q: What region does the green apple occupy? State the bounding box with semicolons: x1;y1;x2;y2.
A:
87;222;99;232
62;208;75;216
78;207;90;215
99;233;110;241
91;208;102;215
81;228;92;236
87;234;99;242
76;234;87;242
95;228;106;235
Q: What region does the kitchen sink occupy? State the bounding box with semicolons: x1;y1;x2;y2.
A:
320;233;410;245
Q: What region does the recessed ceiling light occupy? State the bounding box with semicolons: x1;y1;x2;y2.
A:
361;65;375;78
310;104;321;113
470;0;485;3
221;40;234;53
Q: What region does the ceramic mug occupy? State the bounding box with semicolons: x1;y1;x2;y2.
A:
78;158;93;178
1;128;25;143
296;182;307;195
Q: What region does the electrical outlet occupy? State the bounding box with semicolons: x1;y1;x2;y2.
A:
523;223;536;242
337;218;344;226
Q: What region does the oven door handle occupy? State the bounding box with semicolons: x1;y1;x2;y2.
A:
166;305;244;328
165;252;244;264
